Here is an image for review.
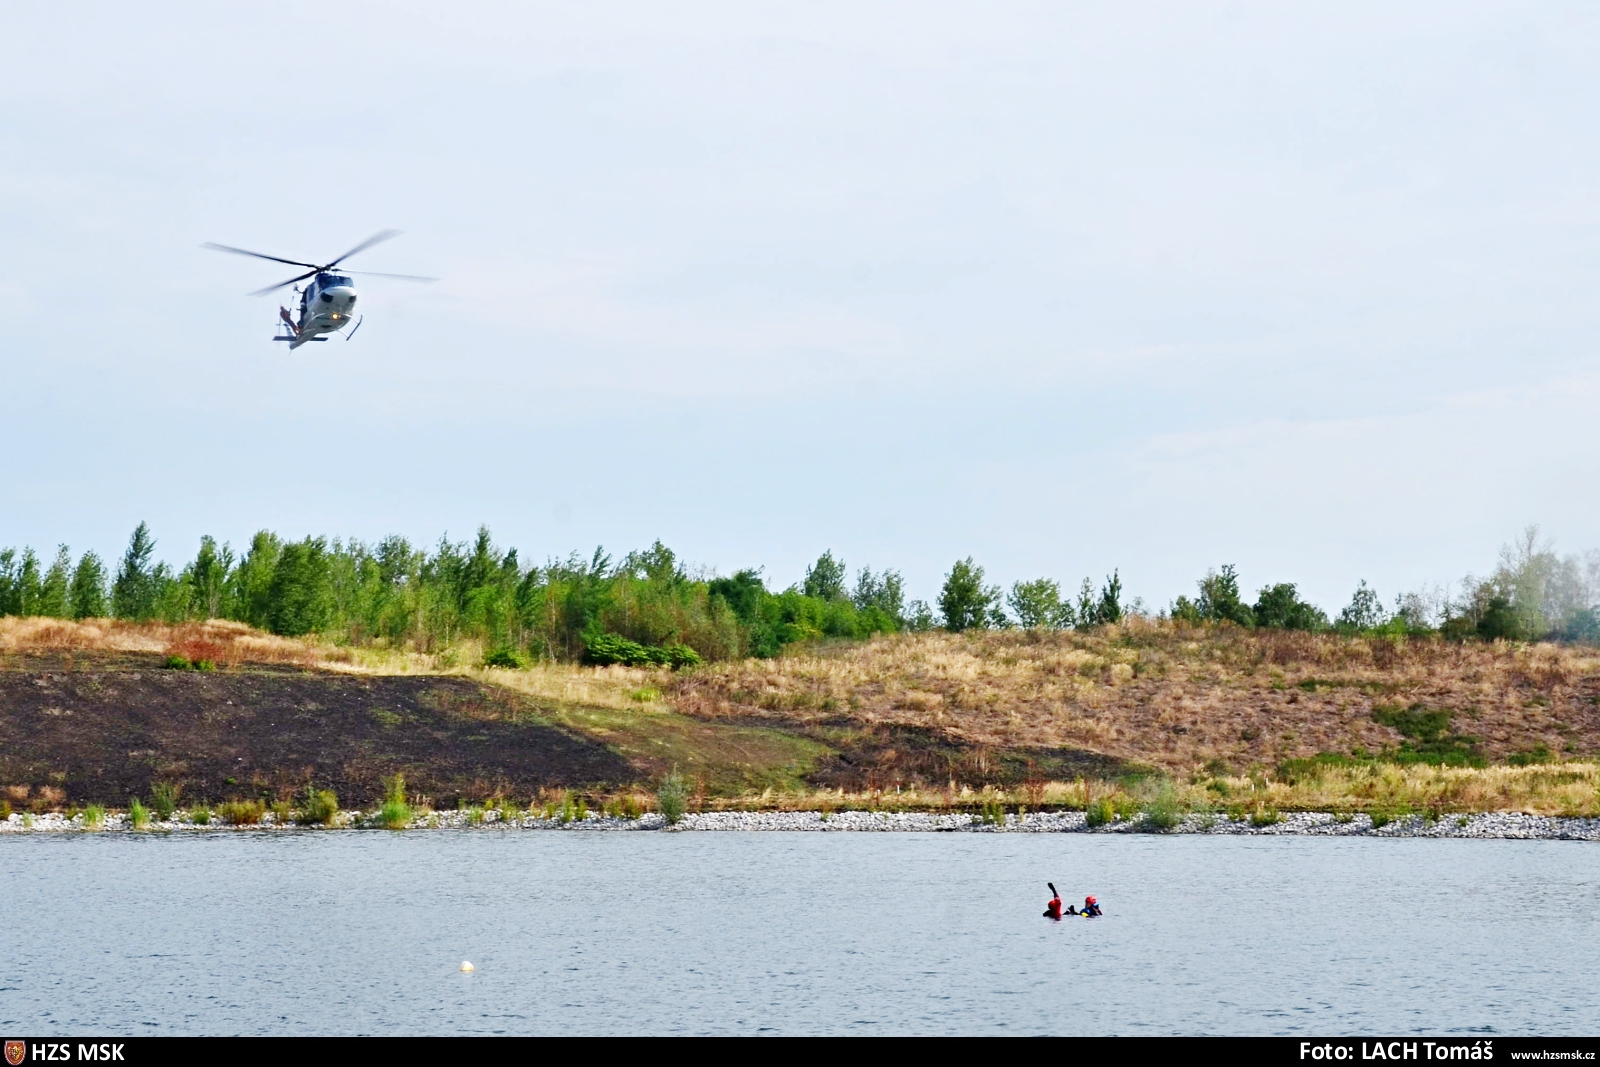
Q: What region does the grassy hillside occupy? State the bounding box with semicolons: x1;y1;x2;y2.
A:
671;622;1600;771
4;617;1599;817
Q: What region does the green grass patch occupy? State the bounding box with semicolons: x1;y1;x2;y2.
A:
601;794;646;819
218;799;264;825
149;781;180;821
1141;783;1184;831
1249;805;1282;827
656;772;688;824
368;707;403;728
378;773;413;829
980;797;1006;826
542;701;830;795
1371;704;1484;766
188;805;212;826
128;798;150;830
1084;797;1115;828
1368;807;1409;829
1277;752;1360;783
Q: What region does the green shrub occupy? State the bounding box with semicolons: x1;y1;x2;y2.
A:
378;773;412;829
1084;797;1115;828
656;771;688;825
188;805;212;826
602;795;644;819
129;798;150;830
1368;808;1392;829
1141;784;1183;831
980;798;1006;826
554;793;588;824
83;804;106;830
270;799;292;823
298;787;339;826
585;633;651;666
665;644;702;669
0;800;11;820
1249;805;1282;827
584;633;702;670
1506;745;1554;767
160;655;213;671
1253;583;1329;631
149;781;180;821
482;648;525;669
218;799;264;825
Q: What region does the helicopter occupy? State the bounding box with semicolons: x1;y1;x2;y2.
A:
202;230;435;348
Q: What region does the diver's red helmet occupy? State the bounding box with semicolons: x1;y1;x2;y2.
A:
1085;896;1096;905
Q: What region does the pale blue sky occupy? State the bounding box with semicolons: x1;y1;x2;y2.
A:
3;1;1597;613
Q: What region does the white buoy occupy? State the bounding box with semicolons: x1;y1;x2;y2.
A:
459;961;475;972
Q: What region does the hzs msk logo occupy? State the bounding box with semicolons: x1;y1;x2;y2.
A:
5;1041;24;1067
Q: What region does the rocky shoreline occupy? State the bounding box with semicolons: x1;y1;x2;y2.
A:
4;809;1599;839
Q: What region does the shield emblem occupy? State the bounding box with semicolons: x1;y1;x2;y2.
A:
4;1041;24;1066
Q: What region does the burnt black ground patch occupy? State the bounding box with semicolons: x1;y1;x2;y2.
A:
0;655;634;807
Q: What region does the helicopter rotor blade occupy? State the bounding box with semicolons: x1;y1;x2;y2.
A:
249;269;319;297
202;242;321;269
343;270;438;283
324;229;403;269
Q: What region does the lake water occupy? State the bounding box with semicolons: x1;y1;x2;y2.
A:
3;832;1596;1035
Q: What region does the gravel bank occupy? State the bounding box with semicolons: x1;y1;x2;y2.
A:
5;810;1599;839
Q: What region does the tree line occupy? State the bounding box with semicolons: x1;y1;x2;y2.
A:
0;523;1594;661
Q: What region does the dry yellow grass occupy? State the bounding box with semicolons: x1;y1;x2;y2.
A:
0;617;679;707
669;621;1600;772
0;616;345;667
